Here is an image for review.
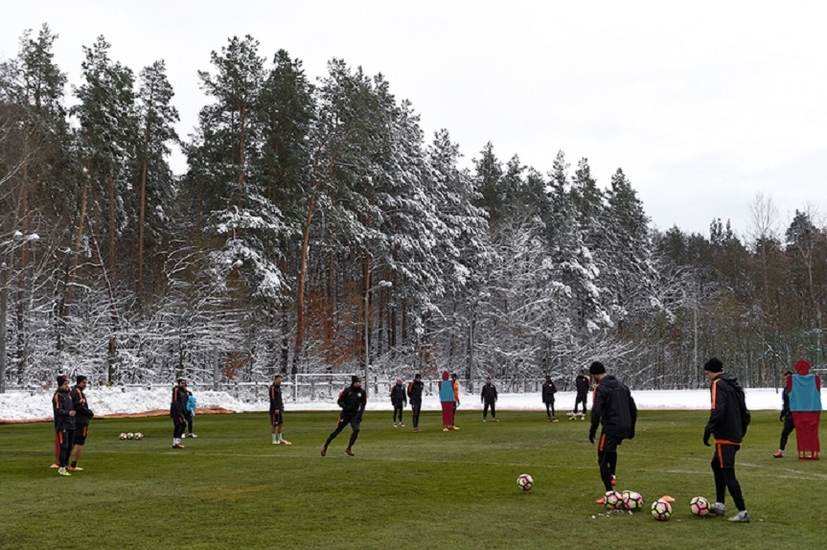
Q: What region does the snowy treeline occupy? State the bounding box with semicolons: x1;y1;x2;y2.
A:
1;26;825;394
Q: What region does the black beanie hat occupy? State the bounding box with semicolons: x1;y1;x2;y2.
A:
414;373;421;380
588;362;606;375
56;374;68;386
703;358;723;373
351;375;361;384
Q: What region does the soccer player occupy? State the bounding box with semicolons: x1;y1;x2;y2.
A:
481;377;499;422
321;375;367;456
439;371;455;431
451;373;461;428
773;370;794;458
588;362;636;503
269;374;291;445
185;387;198;438
170;379;189;449
407;374;424;432
69;375;94;471
703;357;751;522
572;369;590;419
542;375;558;422
52;375;76;477
390;378;407;427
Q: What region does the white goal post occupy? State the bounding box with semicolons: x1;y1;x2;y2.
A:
293;373;357;402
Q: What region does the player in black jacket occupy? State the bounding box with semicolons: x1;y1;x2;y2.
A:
170;379;189;449
269;374;291;445
572;370;590;418
588;362;637;502
52;375;76;476
481;377;499;422
703;358;751;522
773;370;794;458
69;375;94;471
542;376;558;422
407;374;424;432
390;378;407;427
321;376;367;456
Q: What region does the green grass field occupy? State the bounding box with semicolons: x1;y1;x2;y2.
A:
1;409;825;549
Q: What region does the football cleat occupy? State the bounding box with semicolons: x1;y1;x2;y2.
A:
728;511;750;523
172;444;186;449
58;468;72;477
594;496;606;505
280;439;292;445
344;449;355;456
320;445;327;456
772;451;783;458
710;502;726;516
69;466;84;472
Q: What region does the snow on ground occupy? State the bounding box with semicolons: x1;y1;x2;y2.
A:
0;386;799;423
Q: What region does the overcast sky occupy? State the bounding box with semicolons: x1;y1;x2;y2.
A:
2;1;826;236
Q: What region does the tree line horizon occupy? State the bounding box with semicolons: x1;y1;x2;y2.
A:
1;25;824;394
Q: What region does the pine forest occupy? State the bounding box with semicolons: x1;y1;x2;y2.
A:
1;26;825;395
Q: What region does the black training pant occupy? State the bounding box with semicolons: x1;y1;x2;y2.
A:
411;400;422;428
58;429;75;468
711;444;746;511
325;414;361;449
483;401;496;420
574;392;587;414
545;401;556;419
393;405;404;423
779;416;795;451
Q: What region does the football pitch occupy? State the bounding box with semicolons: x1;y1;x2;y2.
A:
1;410;825;549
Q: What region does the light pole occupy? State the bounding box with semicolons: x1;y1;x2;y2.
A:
364;280;392;394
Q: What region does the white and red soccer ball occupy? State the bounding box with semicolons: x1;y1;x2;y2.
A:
651;499;672;521
604;490;623;510
517;474;534;491
690;496;710;517
621;490;644;511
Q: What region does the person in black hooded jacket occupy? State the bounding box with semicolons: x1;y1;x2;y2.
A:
170;379;189;449
321;376;367;457
390;378;407;427
588;362;636;503
52;375;76;476
69;375;94;471
407;374;424;432
703;358;751;522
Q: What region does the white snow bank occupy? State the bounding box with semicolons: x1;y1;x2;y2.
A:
0;387;797;422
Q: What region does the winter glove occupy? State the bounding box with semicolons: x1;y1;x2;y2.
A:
703;432;711;447
779;413;785;422
589;431;596;445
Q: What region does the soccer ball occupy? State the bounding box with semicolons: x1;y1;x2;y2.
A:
118;432;127;440
621;490;644;511
517;474;534;491
651;499;672;521
126;432;134;440
133;432;144;441
604;490;623;510
690;496;710;517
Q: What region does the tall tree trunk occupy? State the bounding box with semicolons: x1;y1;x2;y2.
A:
108;172;116;273
137;114;151;316
293;192;315;376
